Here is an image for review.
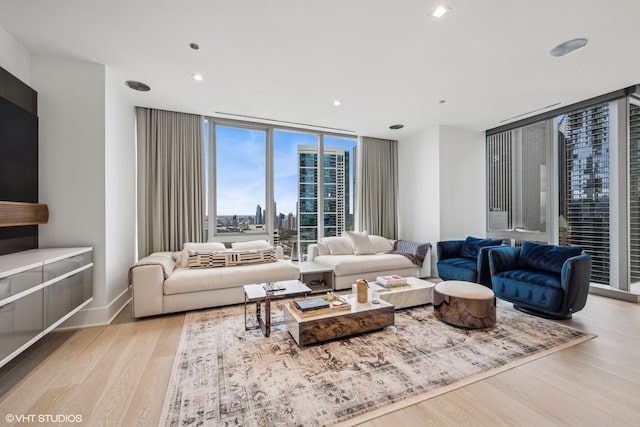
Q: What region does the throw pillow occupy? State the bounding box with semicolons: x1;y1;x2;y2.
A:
231;240;272;250
187;250;227;268
316;242;330;256
517;241;582;274
347;231;375;255
369;235;394;253
460;236;503;259
322;236;354;255
181;242;226;267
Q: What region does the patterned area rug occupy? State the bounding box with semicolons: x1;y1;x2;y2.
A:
161;302;595;426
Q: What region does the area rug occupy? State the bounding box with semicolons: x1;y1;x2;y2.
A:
161;302;595;427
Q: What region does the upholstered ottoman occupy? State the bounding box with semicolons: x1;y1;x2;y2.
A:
433;280;496;328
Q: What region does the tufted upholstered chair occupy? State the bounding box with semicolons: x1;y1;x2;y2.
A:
488;241;592;319
436;236;504;288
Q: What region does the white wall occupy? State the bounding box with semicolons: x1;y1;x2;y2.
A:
438;126;486;240
32;55;107;317
31;57;136;327
0;25;31;84
398;126;440;245
104;67;136;306
398;125;486;274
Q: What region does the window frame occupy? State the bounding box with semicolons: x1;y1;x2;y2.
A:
205;117;357;251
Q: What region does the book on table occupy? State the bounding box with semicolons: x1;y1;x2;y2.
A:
375;275;408;287
294;298;331;312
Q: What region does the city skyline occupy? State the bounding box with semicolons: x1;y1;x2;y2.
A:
211;123;356;218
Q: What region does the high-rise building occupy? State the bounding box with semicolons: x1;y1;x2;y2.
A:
297;145;350;254
255;204;263;225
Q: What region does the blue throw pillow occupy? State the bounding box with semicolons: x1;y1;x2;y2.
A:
517;241;582;274
460;236;503;259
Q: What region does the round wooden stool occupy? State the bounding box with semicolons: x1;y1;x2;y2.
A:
433;280;496;328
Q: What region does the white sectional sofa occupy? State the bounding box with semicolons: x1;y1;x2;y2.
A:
130;241;299;318
307;233;431;290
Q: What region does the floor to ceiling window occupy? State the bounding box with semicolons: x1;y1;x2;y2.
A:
629;99;640;286
206;118;357;258
558;104;610;284
485;91;640;291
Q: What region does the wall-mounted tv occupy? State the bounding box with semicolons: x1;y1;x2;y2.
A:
0;66;39;255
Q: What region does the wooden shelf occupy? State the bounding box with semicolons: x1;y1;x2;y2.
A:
0;201;49;227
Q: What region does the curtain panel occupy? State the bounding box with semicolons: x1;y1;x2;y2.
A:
356;136;399;239
136;107;205;258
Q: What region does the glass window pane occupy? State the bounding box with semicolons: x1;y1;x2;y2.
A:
275;130;318;259
559;104;610;284
487;120;552;233
215;125;266;235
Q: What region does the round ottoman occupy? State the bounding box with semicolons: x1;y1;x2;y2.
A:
433;280;496;328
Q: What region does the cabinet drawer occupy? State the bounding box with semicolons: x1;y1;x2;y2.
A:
44;267;93;329
0;289;43;362
0;266;42;302
43;251;92;282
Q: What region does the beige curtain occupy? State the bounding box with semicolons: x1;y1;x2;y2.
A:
136;107;205;258
356;136;399;239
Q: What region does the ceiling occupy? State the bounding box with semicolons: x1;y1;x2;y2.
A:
1;0;639;139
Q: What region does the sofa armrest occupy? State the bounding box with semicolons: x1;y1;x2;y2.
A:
560;252;591;312
307;243;319;261
437;240;464;261
130;263;166;318
488;246;521;276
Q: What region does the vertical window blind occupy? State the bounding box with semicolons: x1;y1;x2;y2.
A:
558;103;610;284
629;103;640;283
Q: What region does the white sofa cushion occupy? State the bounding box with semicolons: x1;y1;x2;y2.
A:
231;240;272;250
322;236;354;255
316;242;330;256
369;235;394;253
164;260;300;295
314;253;416;276
181;242;226;267
346;231;375;255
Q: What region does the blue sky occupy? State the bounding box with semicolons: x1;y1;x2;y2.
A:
207;121;356;217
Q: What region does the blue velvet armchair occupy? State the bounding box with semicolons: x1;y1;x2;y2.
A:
436;236;504;288
488;241;592;319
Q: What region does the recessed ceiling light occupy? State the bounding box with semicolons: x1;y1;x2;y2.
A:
125;80;150;91
193;74;204;82
432;6;449;18
189;42;200;50
550;38;588;57
389;124;404;130
333;100;342;106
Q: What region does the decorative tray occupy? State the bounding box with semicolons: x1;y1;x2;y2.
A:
289;295;351;317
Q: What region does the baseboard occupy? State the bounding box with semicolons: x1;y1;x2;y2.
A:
56;286;132;330
589;283;640;303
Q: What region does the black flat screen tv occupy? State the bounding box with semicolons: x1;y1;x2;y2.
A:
0;94;39;255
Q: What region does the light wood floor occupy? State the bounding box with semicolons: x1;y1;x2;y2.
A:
1;294;638;426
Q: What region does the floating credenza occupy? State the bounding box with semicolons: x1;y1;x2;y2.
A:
0;201;49;227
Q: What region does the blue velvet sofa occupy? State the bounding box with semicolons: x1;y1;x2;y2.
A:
488;241;592;319
436;236;504;288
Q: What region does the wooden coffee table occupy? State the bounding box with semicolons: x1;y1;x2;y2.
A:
244;280;311;337
284;295;394;346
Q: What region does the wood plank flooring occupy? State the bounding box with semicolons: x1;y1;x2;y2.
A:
1;294;638;426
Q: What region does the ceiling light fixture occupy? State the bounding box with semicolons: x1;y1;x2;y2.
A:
333;100;342;106
432;5;449;18
389;124;404;130
193;74;204;82
125;80;150;92
550;38;588;57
